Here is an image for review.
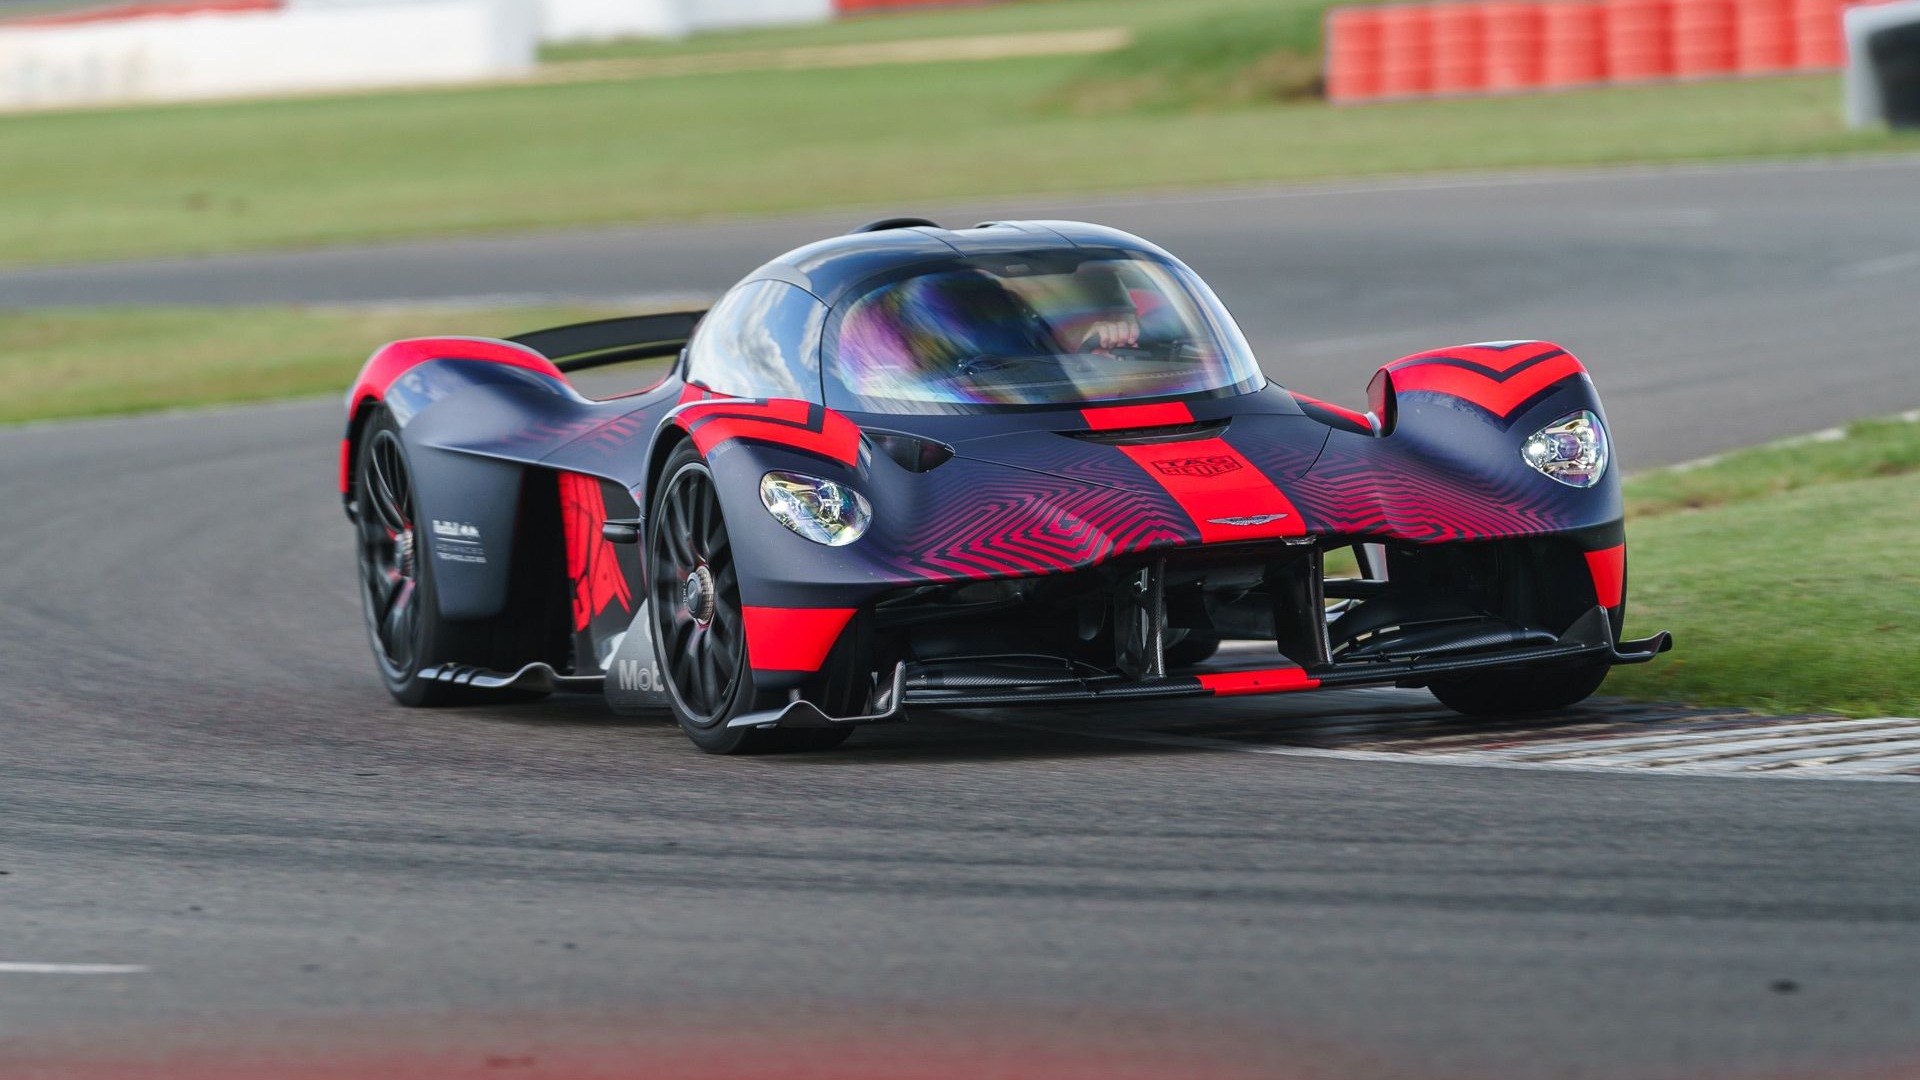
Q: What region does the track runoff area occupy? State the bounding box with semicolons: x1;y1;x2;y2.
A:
972;658;1920;782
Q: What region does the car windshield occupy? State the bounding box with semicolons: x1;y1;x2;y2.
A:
822;249;1263;413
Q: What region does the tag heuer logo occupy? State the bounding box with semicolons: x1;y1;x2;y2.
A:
1152;456;1242;478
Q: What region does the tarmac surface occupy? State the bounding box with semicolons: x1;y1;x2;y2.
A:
3;160;1919;1078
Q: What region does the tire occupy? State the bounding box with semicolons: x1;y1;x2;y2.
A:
648;444;855;755
352;408;554;706
1428;660;1610;717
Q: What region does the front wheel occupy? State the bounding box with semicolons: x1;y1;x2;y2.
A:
1428;660;1610;717
648;444;854;754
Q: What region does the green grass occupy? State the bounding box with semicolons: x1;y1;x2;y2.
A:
1610;416;1920;718
2;17;1913;267
1042;2;1328;113
1625;413;1920;518
0;305;619;424
540;0;1290;62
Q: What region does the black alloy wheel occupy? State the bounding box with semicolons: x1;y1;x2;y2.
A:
649;454;747;729
648;444;854;754
358;426;427;690
354;408;544;707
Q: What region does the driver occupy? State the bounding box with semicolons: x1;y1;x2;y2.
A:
837;269;1055;391
1061;265;1141;352
837;264;1147;400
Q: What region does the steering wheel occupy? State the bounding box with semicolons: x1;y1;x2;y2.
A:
1083;342;1162;362
956;354;1022;378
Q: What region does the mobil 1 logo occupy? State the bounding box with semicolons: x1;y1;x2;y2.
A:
603;602;672;713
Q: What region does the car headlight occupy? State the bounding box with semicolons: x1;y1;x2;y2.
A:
760;471;871;546
1521;410;1609;488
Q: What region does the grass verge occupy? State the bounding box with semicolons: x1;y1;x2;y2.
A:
0;305;619;424
1609;415;1920;718
1040;3;1327;113
2;1;1914;266
538;0;1300;62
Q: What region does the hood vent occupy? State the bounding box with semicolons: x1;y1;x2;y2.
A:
1063;419;1229;446
865;429;956;472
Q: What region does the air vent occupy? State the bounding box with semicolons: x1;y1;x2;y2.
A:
865;429;955;472
1063;419;1229;446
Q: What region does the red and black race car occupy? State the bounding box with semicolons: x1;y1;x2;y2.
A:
342;218;1671;754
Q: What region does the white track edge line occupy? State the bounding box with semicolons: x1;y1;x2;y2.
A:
0;962;148;974
973;717;1920;783
1480;716;1920;759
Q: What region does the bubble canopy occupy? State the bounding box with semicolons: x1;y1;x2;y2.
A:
821;247;1264;414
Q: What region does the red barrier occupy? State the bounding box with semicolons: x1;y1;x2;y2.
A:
1431;3;1488;93
1326;6;1387;102
1605;0;1675;81
1735;0;1795;73
1482;2;1546;90
1672;0;1736;77
3;0;276;25
1791;0;1846;67
1541;1;1607;87
1321;0;1875;106
1378;3;1437;96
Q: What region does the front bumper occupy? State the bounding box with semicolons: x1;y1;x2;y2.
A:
727;605;1673;729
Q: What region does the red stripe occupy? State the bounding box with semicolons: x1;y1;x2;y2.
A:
1080;402;1194;431
1117;438;1305;543
679;400;861;468
558;473;634;633
5;0;277;26
1389;341;1563;374
1584;544;1626;609
341;337;564;492
1390;353;1586;418
741;606;856;672
1197;668;1320;696
1383;343;1588;420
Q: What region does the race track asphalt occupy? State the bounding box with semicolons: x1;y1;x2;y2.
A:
3;160;1918;1079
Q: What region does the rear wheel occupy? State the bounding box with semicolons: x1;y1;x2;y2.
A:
1429;660;1610;717
648;444;854;754
353;408;556;706
356;412;484;705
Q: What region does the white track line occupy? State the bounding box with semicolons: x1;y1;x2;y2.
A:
0;962;147;974
974;717;1920;783
1547;731;1920;769
1838;249;1920;278
1482;717;1920;760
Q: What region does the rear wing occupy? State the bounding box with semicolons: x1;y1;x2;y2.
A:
509;310;705;374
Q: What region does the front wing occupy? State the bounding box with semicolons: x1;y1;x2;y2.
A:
727;606;1673;730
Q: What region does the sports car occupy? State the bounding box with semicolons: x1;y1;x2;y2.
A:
341;218;1671;753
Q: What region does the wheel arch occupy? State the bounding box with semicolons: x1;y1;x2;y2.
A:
340;394;382;513
645;422;694;522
